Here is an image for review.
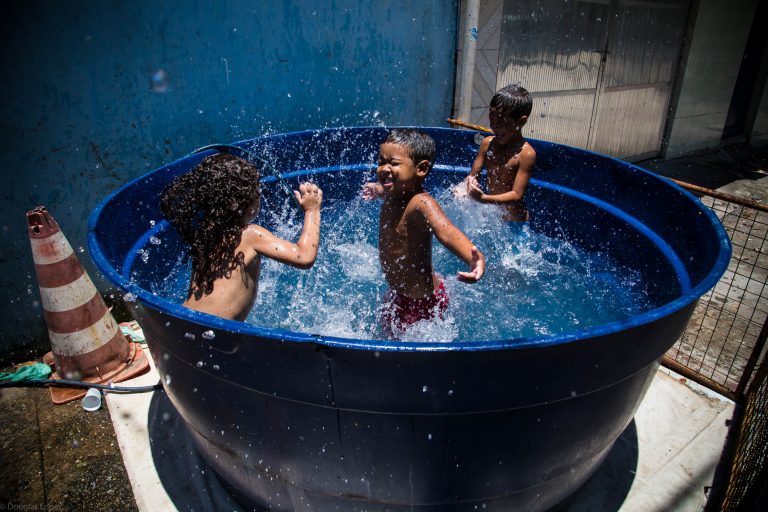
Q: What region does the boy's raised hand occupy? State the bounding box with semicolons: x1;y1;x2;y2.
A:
467;176;484;200
361;182;384;200
452;177;470;198
457;246;485;283
294;182;322;211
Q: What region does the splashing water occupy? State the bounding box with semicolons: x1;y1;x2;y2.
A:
136;184;652;343
247;188;652;342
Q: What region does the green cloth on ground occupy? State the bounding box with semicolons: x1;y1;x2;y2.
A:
120;321;146;344
0;363;52;382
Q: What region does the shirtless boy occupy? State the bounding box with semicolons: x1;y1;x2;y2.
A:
458;84;536;221
362;129;485;337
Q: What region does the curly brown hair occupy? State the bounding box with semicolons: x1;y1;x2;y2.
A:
160;153;260;298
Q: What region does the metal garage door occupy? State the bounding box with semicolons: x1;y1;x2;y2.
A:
497;0;690;161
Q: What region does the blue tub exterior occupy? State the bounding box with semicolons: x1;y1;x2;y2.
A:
88;127;731;511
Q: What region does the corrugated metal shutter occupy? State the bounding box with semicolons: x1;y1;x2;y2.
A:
494;0;689;160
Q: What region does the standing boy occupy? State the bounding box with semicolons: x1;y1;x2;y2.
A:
362;129;485;337
457;84;536;221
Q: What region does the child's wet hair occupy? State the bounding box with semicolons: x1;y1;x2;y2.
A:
160;153;260;297
384;128;436;172
490;84;533;119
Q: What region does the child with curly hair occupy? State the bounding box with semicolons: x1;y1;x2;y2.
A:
160;153;322;321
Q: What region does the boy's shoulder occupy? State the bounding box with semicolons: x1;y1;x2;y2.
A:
521;140;536;161
402;190;440;215
408;190;436;205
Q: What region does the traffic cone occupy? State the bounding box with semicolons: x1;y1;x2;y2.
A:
27;206;150;404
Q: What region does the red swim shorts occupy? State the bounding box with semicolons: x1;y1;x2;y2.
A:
380;279;449;337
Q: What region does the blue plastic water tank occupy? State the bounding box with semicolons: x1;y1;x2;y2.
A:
88;127;730;511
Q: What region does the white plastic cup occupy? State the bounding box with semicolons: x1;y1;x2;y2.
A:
82;387;102;411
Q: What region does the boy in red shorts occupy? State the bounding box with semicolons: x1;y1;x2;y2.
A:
362;129;485;338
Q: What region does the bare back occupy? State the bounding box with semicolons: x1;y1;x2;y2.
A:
183;226;262;321
183;182;322;321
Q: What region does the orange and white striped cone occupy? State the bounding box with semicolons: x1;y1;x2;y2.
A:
27;206;149;404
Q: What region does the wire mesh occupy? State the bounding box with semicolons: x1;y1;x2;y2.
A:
665;192;768;398
718;361;768;511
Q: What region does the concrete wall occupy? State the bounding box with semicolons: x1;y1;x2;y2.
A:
665;0;758;157
0;0;459;357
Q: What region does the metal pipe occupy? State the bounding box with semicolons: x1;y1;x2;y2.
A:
669;178;768;213
456;0;480;122
661;356;737;402
447;116;492;133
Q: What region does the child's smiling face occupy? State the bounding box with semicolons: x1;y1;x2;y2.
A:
489;108;524;146
376;143;428;194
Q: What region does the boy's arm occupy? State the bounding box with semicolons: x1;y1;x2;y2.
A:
455;137;491;198
468;136;492;178
245;182;321;269
469;145;536;203
416;195;485;282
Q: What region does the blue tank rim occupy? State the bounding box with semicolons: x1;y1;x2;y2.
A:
87;126;732;353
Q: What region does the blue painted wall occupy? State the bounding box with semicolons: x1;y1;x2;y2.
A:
0;0;459;357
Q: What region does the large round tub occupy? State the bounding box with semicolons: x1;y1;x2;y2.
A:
88;127;730;511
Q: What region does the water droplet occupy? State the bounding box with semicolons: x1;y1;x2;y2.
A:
202;330;216;340
184;332;196;340
150;69;168;93
164;374;172;385
123;292;137;302
422;385;428;393
196;361;204;368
